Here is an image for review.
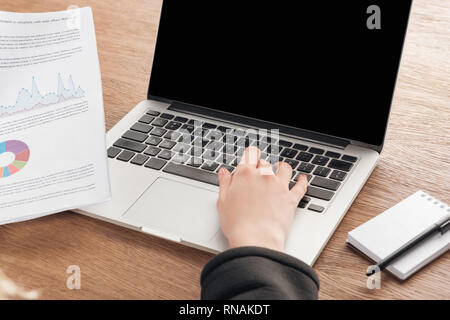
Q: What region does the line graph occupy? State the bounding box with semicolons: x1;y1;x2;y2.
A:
0;74;85;119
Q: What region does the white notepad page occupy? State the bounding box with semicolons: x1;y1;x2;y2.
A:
348;191;450;280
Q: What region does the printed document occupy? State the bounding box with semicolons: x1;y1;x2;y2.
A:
0;7;110;224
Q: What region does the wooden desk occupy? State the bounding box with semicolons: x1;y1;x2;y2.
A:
0;0;449;299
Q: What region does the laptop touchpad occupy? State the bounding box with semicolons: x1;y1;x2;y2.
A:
122;177;220;244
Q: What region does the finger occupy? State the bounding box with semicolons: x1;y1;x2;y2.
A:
217;167;232;200
257;159;274;175
237;146;260;169
275;162;293;184
290;174;308;202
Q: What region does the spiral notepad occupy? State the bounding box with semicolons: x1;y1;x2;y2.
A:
347;191;450;280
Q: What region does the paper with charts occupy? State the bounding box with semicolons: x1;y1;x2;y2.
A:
0;7;110;224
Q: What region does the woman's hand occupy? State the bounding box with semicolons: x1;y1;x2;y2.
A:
217;146;308;252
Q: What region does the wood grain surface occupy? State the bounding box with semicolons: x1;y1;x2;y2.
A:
0;0;449;299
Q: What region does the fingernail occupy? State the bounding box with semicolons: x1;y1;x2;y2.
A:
219;168;228;176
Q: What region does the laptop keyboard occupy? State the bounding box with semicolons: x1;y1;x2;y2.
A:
108;109;358;213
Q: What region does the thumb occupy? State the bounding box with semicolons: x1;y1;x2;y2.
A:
218;167;232;200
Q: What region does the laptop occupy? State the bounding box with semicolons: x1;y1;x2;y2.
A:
77;1;412;265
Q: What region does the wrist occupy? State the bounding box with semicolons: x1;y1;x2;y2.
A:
227;229;286;252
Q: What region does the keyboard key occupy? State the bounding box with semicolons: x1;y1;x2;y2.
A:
146;110;160;116
206;141;224;151
173;116;188;123
188;145;203;156
223;155;238;166
130;154;149;166
280;148;298;159
298;196;311;208
279;140;293;147
187;119;203;126
268;152;282;164
201;161;219;172
253;141;268;151
306;186;334;201
193;137;209;148
139;115;154;124
151;118;168;127
297;162;315;173
178;133;195;144
172;153;190;164
202;122;217;129
328;159;353;172
293;143;308;151
113;138;146;153
298;201;308;209
203;149;219;161
145;158;167;170
262;136;274;144
144;146;161;156
163;162;219;186
193;127;209;137
311;176;341;191
217;126;231;132
160;113;174;119
325;151;341;158
296;152;314;162
206;131;224;141
216;153;230;164
267;154;282;164
311;155;330;166
173;143;191;154
158;150;174;160
308;204;325;213
235;148;245;157
130;123;152;134
295;172;312;182
145;136;162;146
222;144;238;155
150;127;167;137
342;155;358;162
165;121;182;130
187;146;204;157
329;170;347;181
309;147;324;155
291;170;297;179
218;164;235;173
237;137;252;147
117;150;135;162
266;145;282;154
164;131;181;141
284;159;299;170
187;157;204;168
215;153;228;165
107;146;122;158
123;130;148;142
223;134;238;144
313;166;331;177
159;140;177;150
181;124;195;133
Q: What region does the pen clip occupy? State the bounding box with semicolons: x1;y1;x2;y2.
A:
439;219;450;235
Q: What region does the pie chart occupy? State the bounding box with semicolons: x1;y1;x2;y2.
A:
0;140;30;178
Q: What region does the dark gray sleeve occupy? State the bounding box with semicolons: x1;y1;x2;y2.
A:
200;246;319;300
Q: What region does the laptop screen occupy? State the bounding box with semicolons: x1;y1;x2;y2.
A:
148;1;412;147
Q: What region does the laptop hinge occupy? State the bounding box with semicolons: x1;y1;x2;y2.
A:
169;101;350;149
